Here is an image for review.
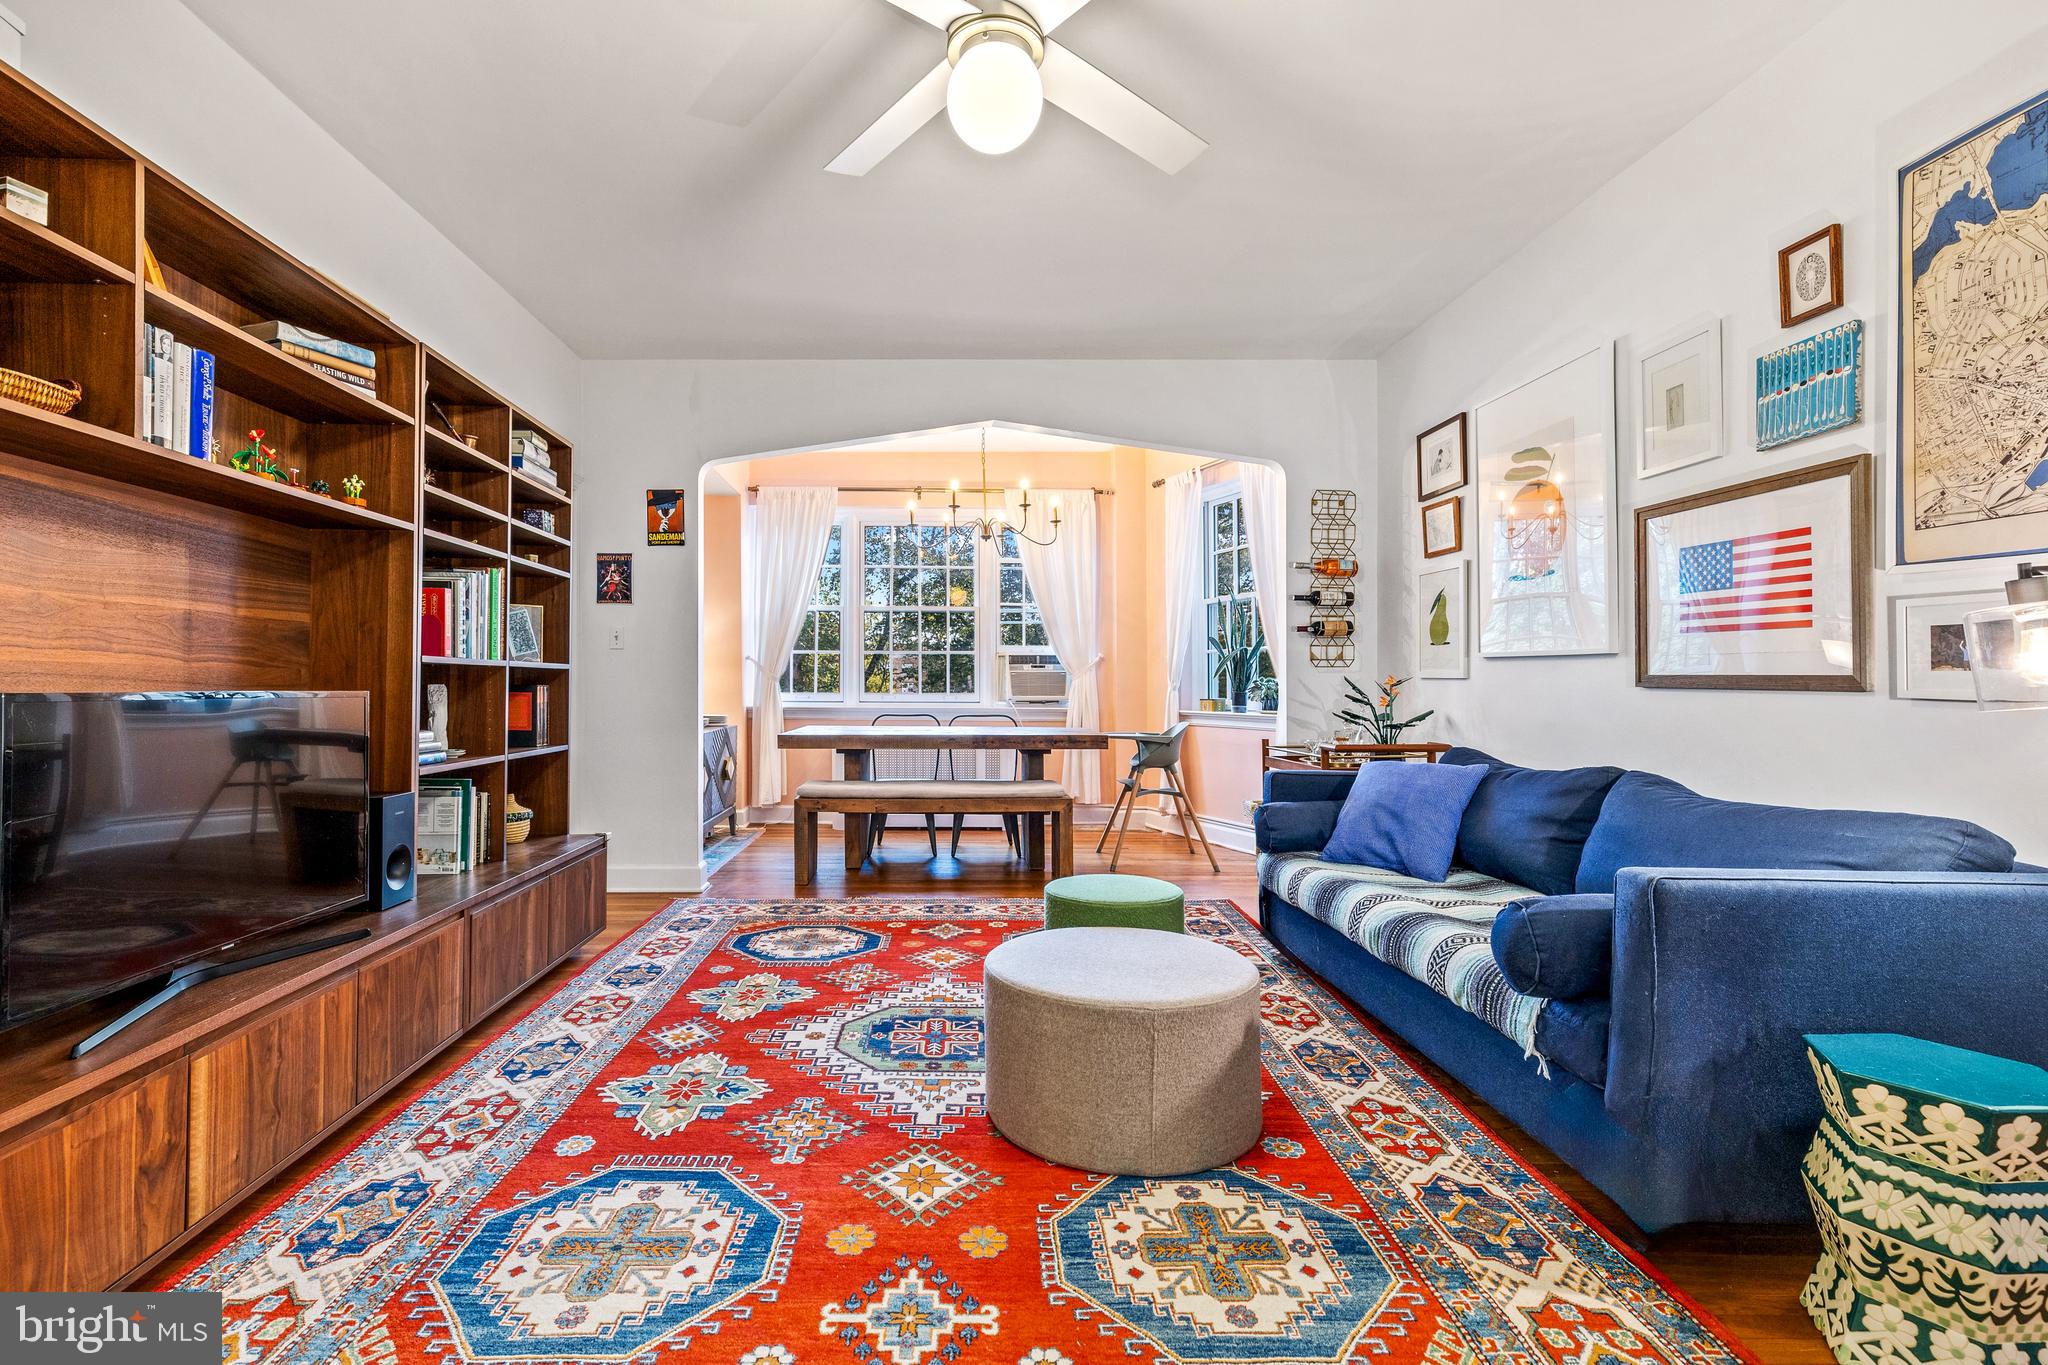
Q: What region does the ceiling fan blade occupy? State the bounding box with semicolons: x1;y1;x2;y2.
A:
825;60;951;175
878;0;978;28
1039;40;1207;174
1023;0;1098;33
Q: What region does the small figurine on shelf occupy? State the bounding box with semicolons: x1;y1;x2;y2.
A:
287;467;305;489
227;427;276;476
253;451;286;482
423;467;437;487
310;478;330;497
340;474;367;507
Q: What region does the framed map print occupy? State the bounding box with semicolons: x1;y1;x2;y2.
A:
1416;560;1469;678
1416;413;1468;500
1899;86;2048;565
1637;317;1722;479
1474;342;1618;657
1892;588;2005;701
1635;454;1871;691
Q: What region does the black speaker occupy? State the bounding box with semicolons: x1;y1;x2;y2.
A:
368;791;416;910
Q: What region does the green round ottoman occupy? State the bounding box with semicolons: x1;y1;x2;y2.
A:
1043;874;1185;933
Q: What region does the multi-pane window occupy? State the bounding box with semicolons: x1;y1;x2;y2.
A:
1201;492;1274;699
779;525;843;697
860;524;978;697
997;528;1050;651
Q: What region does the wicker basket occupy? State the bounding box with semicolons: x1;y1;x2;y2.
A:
0;368;82;416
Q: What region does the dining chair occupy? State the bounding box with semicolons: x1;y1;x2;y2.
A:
944;713;1021;860
865;711;942;860
1098;722;1218;873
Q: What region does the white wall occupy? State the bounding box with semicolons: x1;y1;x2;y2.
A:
1375;1;2048;860
12;0;580;429
574;360;1376;890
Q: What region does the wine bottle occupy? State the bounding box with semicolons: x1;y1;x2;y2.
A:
1293;557;1358;577
1296;619;1353;638
1291;588;1356;608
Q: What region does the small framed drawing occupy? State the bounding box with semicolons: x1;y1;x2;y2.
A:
1474;342;1619;657
1417;561;1469;678
1637;318;1722;479
1636;453;1872;691
1420;495;1463;558
1892;589;2003;701
1416;413;1468;500
1778;223;1843;327
508;604;545;662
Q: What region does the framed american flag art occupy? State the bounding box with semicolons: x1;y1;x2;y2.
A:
1634;454;1872;691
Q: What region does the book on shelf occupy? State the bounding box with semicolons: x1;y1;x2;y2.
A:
509;683;550;749
291;351;377;393
170;341;191;454
190;348;216;460
422;567;505;661
145;325;215;460
240;321;376;370
275;341;375;382
420;777;491;873
145;326;172;447
511;428;549;455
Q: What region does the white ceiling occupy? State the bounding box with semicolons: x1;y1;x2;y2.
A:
182;0;1833;360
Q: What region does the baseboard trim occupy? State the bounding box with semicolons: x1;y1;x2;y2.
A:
609;863;705;895
1139;809;1256;854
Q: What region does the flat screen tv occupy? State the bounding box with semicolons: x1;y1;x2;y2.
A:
1;691;372;1039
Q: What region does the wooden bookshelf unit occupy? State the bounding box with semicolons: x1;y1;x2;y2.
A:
0;62;597;1290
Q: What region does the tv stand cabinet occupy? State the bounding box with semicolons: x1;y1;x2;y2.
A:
0;833;605;1290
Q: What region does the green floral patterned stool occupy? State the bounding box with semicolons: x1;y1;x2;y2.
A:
1801;1032;2048;1364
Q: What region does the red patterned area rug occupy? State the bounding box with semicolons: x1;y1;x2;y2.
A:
170;898;1757;1365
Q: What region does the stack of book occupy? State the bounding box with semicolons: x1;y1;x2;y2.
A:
511;429;557;488
418;776;489;875
241;321;378;396
421;567;506;660
417;727;466;767
509;683;551;750
142;324;216;459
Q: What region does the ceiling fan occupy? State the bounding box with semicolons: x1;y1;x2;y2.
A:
827;0;1207;175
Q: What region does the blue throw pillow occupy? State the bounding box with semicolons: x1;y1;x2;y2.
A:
1320;760;1487;882
1490;894;1614;998
1441;747;1624;896
1574;771;2018;894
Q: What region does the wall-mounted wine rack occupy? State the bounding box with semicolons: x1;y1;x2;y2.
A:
1302;489;1357;668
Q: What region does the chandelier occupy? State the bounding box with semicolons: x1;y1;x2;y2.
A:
907;426;1061;547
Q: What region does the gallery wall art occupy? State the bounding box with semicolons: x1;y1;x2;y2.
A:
1474;342;1618;657
1637;317;1723;479
1898;85;2048;566
1891;589;2006;701
1635;454;1871;691
1416;413;1468;500
1416;560;1469;679
1755;319;1862;451
1420;494;1463;558
1778;223;1843;327
596;552;633;603
647;489;685;546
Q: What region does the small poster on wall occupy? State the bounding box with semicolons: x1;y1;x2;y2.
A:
596;552;633;604
647;489;685;546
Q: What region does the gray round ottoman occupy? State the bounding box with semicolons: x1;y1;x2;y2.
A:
984;925;1262;1175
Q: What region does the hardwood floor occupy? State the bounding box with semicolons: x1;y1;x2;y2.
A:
156;826;1826;1362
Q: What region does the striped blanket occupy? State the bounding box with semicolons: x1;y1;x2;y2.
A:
1259;853;1550;1063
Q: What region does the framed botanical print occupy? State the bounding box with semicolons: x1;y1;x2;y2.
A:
1416;560;1469;679
1416;413;1468;500
1635;453;1871;691
1778;223;1842;327
1637;318;1722;479
1420;495;1463;558
1892;589;2004;701
1474;342;1618;657
1898;86;2048;566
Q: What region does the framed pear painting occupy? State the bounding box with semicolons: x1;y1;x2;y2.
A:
1417;560;1469;678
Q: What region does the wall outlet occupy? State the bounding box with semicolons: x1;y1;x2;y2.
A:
607;628;625;650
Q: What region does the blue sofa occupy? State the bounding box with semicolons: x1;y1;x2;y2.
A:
1253;748;2048;1232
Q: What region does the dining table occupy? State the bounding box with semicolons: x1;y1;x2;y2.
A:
777;725;1109;871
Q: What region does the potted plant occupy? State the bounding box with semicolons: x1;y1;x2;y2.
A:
1208;624;1267;712
1336;674;1434;744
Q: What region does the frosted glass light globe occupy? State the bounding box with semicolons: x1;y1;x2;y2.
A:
946;38;1043;155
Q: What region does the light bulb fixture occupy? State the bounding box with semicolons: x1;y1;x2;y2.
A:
1965;562;2048;708
945;9;1045;156
906;425;1060;547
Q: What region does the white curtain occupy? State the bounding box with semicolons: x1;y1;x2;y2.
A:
742;486;838;808
1238;462;1288;734
1005;488;1103;804
1159;470;1203;729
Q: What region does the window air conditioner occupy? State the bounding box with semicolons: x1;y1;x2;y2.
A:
1002;656;1069;706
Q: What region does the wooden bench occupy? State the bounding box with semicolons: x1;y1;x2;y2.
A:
793;779;1073;886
